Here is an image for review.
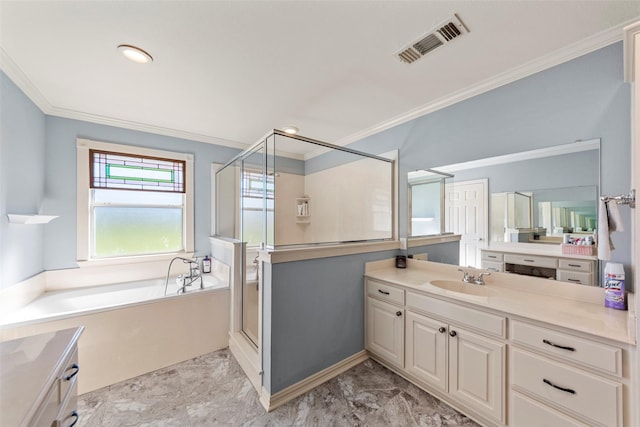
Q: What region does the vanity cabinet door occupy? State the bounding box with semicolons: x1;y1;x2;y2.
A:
405;311;447;392
448;326;505;424
366;296;404;368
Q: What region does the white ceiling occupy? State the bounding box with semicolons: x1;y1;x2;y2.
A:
2;1;640;150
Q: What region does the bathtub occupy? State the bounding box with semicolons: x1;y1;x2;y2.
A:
0;274;230;394
0;275;227;327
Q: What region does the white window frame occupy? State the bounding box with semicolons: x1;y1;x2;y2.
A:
77;138;194;265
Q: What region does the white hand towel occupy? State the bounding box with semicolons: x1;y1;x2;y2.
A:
597;199;624;260
608;200;624;232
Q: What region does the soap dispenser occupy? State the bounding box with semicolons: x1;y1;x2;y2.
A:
202;256;212;274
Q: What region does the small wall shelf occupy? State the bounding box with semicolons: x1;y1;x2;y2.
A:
7;214;59;224
295;197;310;224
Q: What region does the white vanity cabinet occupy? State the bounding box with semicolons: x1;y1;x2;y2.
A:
365;280;404;368
1;327;84;427
365;278;507;425
509;319;624;426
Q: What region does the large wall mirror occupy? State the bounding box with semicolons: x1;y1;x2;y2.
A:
406;139;600;284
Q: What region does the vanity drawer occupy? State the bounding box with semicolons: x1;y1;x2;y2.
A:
406;291;505;338
510;320;622;376
511;391;587;427
558;259;593;272
481;260;503;272
482;251;503;262
504;254;557;269
58;349;79;402
366;280;404;305
556;270;593;286
511;349;622;427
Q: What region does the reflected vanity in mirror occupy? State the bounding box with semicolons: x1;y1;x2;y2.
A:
407;139;601;286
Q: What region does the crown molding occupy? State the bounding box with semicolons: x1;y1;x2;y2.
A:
1;20;631;156
333;23;628;151
47;105;249;150
1;48;249;151
1;48;52;112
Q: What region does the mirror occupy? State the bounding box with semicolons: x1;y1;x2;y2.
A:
421;139;599;242
406;139;600;285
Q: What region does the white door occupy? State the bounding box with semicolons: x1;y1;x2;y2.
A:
446;179;488;268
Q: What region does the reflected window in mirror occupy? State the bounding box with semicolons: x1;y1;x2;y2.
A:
408;169;454;237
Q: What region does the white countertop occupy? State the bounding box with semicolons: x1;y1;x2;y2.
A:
365;259;635;345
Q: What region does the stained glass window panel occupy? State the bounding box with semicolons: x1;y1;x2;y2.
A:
91;150;185;192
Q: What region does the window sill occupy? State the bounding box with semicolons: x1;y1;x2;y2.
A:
76;252;195;268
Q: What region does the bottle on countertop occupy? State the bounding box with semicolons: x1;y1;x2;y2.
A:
202;255;212;274
604;262;626;310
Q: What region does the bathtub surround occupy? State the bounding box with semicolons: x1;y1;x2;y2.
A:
0;256;231;394
78;348;478;426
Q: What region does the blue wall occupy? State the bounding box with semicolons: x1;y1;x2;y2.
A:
1;72;46;288
41;117;241;271
344;43;631;270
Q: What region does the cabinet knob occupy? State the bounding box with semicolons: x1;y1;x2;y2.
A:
396;311;402;317
449;330;457;337
438;327;446;333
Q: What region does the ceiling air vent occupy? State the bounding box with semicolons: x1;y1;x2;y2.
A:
396;14;469;64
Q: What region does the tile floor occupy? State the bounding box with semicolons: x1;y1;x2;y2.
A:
78;348;479;426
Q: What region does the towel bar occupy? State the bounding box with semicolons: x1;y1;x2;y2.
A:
600;189;635;208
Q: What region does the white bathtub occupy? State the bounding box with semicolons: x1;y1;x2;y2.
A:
0;275;227;327
0;273;230;394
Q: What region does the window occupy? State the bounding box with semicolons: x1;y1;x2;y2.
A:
77;139;194;262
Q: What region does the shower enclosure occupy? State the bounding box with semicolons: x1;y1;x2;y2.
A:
215;130;394;347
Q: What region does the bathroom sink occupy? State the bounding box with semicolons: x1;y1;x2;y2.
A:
428;280;496;299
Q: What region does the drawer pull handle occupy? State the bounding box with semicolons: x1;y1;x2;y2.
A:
64;363;80;381
567;279;582;283
543;378;576;395
488;255;497;259
543;339;575;352
438;327;446;333
64;411;79;427
523;259;535;262
567;264;581;268
378;289;390;295
395;311;402;317
449;330;457;337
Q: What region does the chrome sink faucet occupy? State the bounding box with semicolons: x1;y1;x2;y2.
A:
458;268;475;284
458;268;491;285
474;272;491;286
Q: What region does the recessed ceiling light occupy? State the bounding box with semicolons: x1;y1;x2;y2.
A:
283;126;298;135
117;44;153;64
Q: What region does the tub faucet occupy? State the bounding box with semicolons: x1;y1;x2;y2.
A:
164;256;204;295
